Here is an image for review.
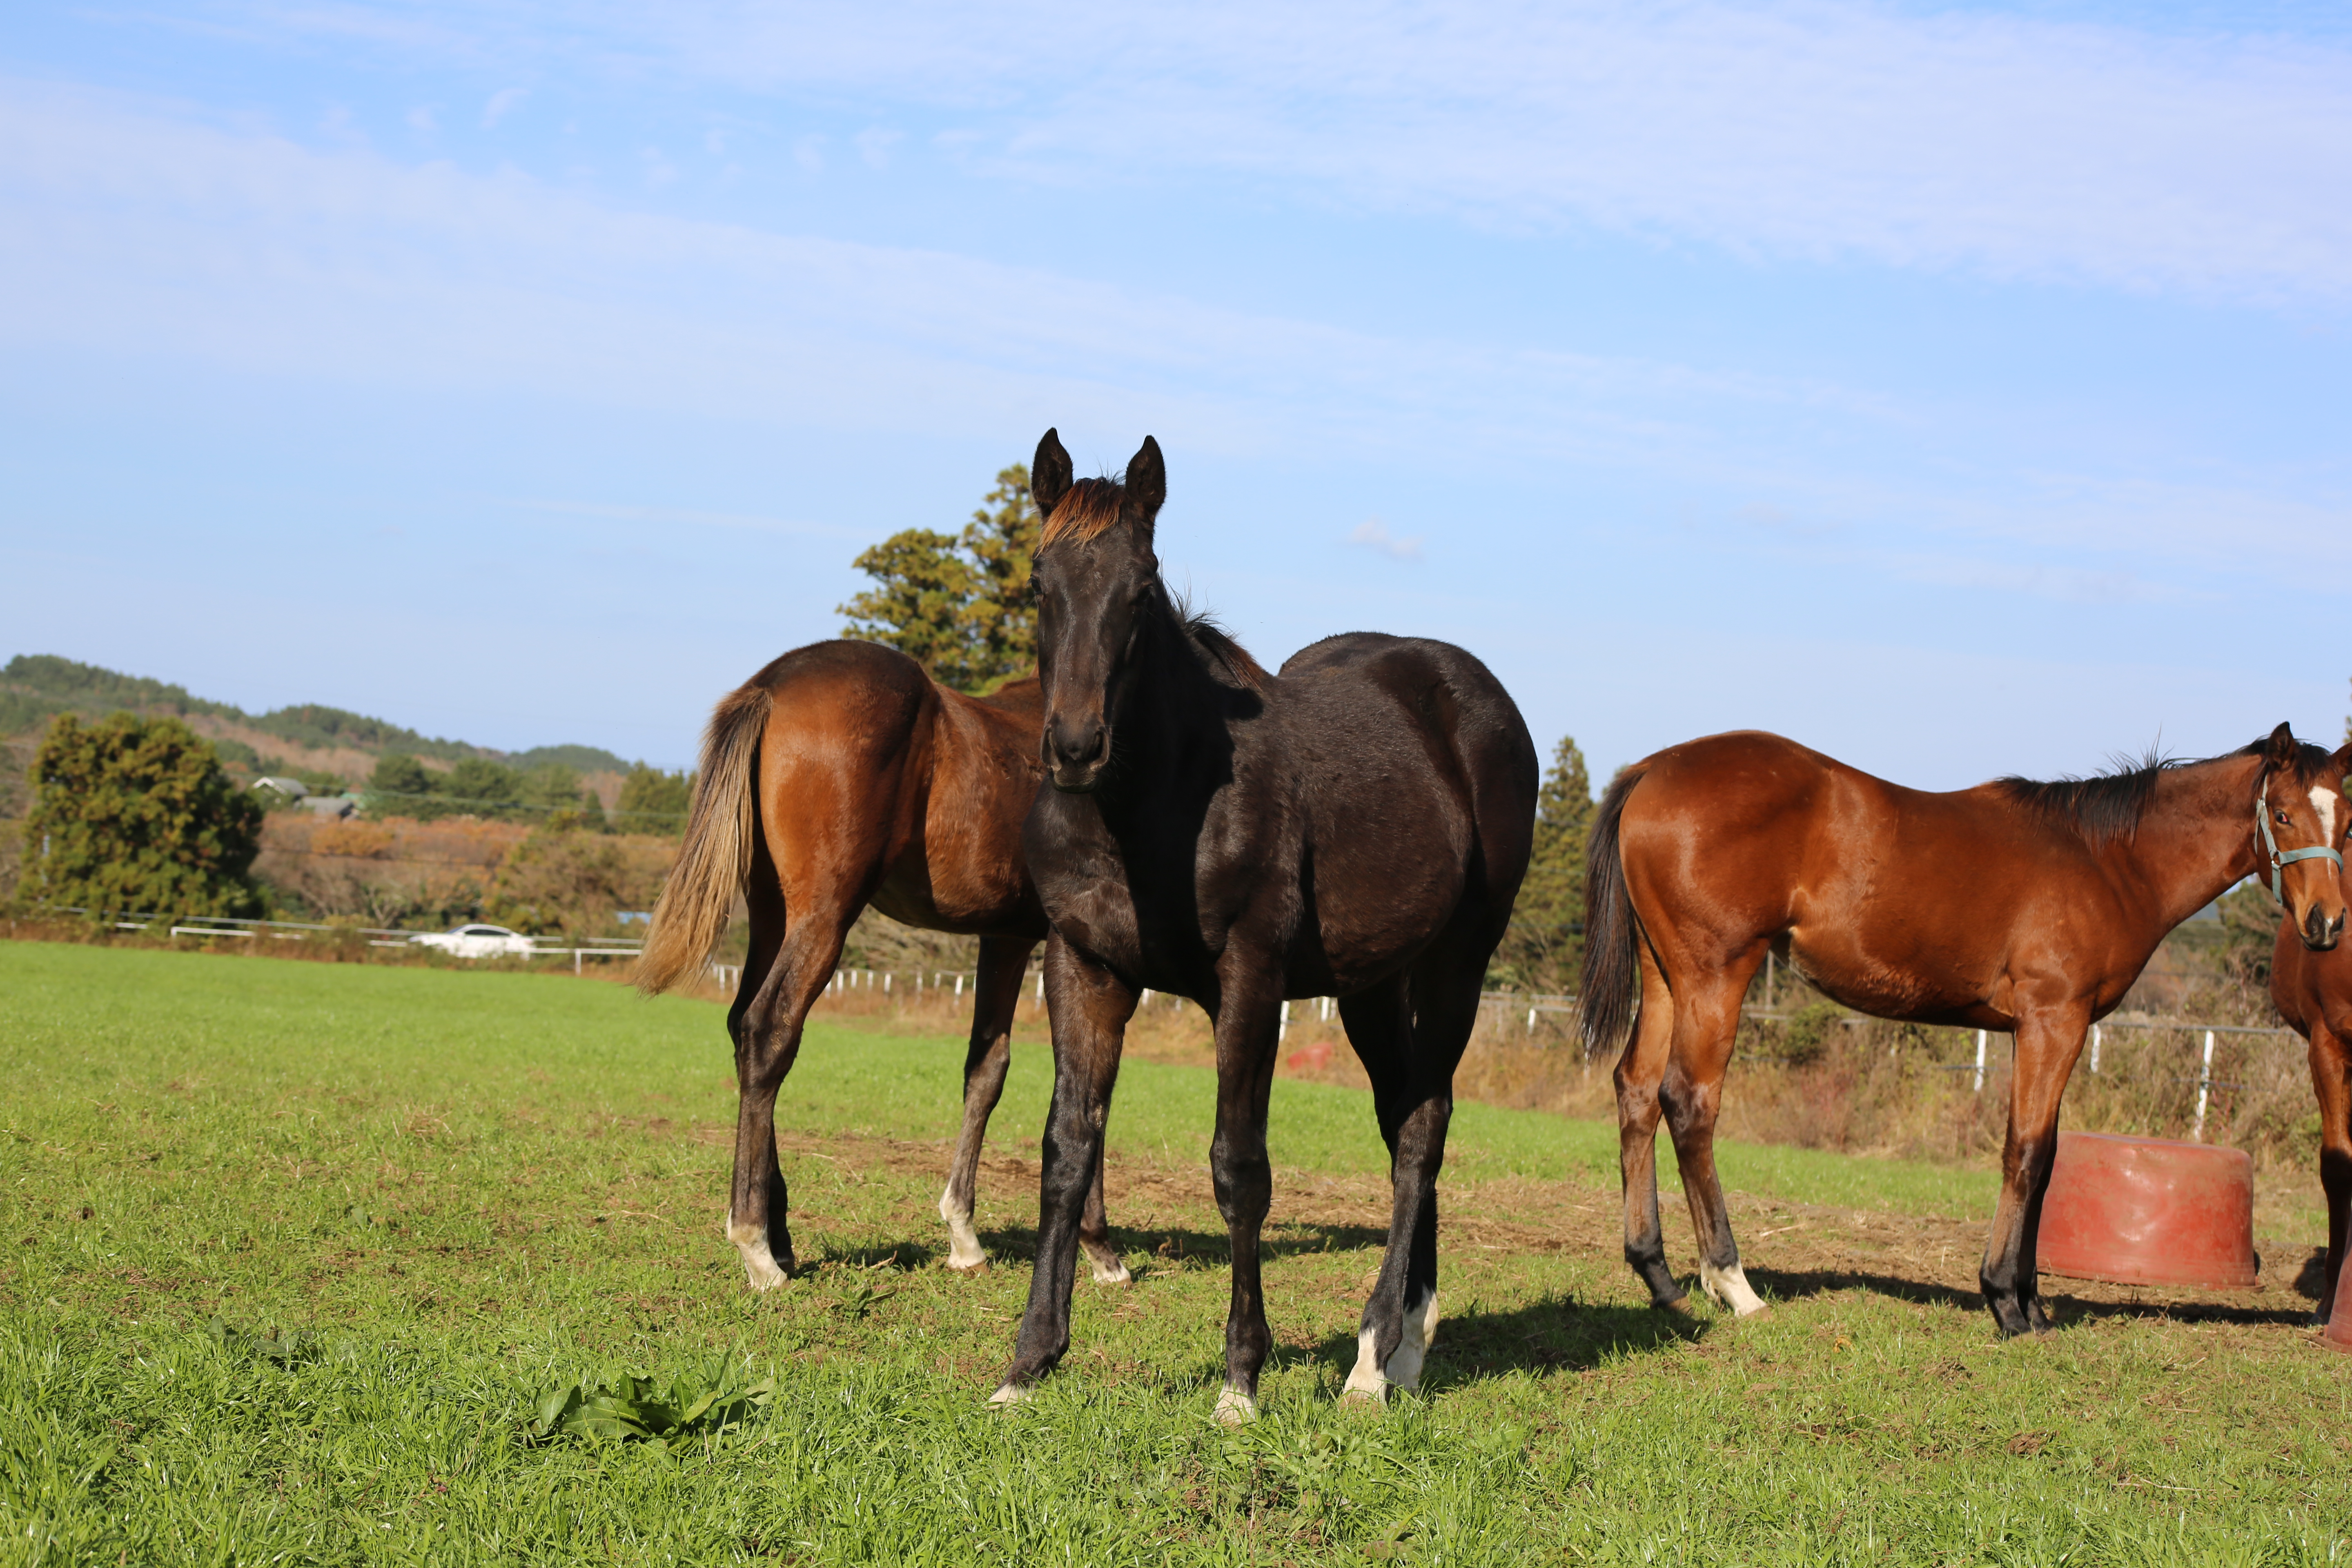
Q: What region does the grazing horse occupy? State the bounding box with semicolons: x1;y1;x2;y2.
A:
993;430;1537;1419
636;639;1129;1290
2269;896;2352;1323
1583;727;2350;1338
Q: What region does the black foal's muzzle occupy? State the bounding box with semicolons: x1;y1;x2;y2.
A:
1046;715;1110;793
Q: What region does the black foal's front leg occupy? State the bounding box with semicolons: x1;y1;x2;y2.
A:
993;934;1135;1403
1207;976;1283;1423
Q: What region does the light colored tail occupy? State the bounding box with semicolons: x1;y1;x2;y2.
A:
637;684;772;996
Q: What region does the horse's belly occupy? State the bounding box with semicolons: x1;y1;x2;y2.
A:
1785;935;1982;1024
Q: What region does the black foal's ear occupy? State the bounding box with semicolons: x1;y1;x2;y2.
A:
1032;429;1073;522
2265;721;2299;772
1122;435;1167;526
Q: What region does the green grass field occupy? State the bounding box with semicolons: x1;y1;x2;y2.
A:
3;941;2347;1565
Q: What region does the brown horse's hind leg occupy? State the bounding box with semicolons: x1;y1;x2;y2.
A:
1616;940;1686;1311
2307;1022;2352;1324
1661;951;1768;1318
1979;1007;2089;1337
939;936;1032;1271
725;872;855;1292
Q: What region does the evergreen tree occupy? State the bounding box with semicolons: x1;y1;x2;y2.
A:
837;462;1041;694
22;713;263;918
615;764;694;836
1492;734;1595;993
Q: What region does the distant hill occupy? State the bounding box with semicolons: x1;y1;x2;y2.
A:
1;655;635;780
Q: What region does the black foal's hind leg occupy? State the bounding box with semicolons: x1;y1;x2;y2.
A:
939;936;1033;1271
995;933;1135;1403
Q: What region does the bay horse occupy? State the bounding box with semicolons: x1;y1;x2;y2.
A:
1583;727;2350;1338
993;430;1537;1419
636;639;1129;1291
2269;898;2352;1323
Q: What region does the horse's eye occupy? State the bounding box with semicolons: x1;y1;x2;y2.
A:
2276;808;2292;824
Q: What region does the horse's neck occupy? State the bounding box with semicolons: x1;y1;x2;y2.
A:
1109;612;1240;809
2109;757;2261;927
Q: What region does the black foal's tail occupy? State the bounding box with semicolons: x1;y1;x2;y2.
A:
1579;761;1651;1058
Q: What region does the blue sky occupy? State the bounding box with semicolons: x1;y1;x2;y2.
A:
2;1;2348;782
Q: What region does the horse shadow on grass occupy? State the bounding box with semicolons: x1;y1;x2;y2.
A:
1744;1252;2326;1331
973;1220;1396;1275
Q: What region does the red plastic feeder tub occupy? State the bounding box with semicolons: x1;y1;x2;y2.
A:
2034;1130;2257;1291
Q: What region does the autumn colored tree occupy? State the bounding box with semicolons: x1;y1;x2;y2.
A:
21;713;263;918
837;463;1041;693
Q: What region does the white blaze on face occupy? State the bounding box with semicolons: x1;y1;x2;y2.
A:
2310;784;2339;849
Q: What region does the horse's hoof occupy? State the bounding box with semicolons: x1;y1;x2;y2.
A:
1089;1257;1133;1285
944;1254;991;1275
987;1383;1031;1408
1656;1295;1695;1317
1212;1388;1257;1424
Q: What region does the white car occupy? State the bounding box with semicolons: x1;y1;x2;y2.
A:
410;923;539;959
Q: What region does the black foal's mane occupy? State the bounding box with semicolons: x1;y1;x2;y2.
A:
1995;735;2335;848
1169;594;1268;694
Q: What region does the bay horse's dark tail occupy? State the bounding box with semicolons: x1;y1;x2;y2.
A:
1580;761;1652;1056
638;684;772;996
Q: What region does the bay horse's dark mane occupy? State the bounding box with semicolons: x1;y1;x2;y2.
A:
1994;736;2334;849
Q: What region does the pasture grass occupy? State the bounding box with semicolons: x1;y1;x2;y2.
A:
1;940;2346;1565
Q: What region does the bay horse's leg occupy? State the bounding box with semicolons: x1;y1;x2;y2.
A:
938;935;1035;1272
993;933;1135;1405
724;869;855;1292
1615;939;1686;1311
1660;951;1769;1318
2305;1021;2352;1323
1204;969;1284;1423
1979;1007;2090;1337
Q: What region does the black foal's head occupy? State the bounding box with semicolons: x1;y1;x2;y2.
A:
1029;428;1169;794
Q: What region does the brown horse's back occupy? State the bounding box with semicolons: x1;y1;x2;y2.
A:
1618;730;2143;1027
746;642;1043;938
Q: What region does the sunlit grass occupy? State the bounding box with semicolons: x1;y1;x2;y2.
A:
1;941;2343;1564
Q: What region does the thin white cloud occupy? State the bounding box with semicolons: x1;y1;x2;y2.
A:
481;86;527;129
199;0;2352;302
1;81;2345;594
1346;518;1423;562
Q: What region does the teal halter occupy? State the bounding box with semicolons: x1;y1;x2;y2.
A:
2259;777;2344;902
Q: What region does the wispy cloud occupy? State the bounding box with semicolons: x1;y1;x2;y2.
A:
480;86;527;129
200;0;2352;303
1346;517;1423;561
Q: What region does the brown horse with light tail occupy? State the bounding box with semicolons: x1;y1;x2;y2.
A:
636;640;1129;1291
1583;725;2349;1338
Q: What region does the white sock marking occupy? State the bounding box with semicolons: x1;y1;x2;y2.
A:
987;1382;1030;1408
726;1213;787;1292
1386;1287;1432;1393
938;1185;987;1271
1089;1254;1132;1285
1698;1259;1768;1316
1342;1326;1387;1403
1212;1387;1256;1424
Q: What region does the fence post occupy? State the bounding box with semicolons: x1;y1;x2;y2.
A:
1279;999;1290;1043
1973;1029;1987;1094
2194;1029;2216;1141
1527;1005;1538;1034
2089;1023;2100;1074
1036;971;1045;1001
575;949;582;976
955;973;964;998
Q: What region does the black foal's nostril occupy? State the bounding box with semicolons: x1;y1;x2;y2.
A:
1050;719;1107;769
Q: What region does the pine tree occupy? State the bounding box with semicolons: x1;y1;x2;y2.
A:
837;463;1041;694
1492;734;1595;993
22;713;263;918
